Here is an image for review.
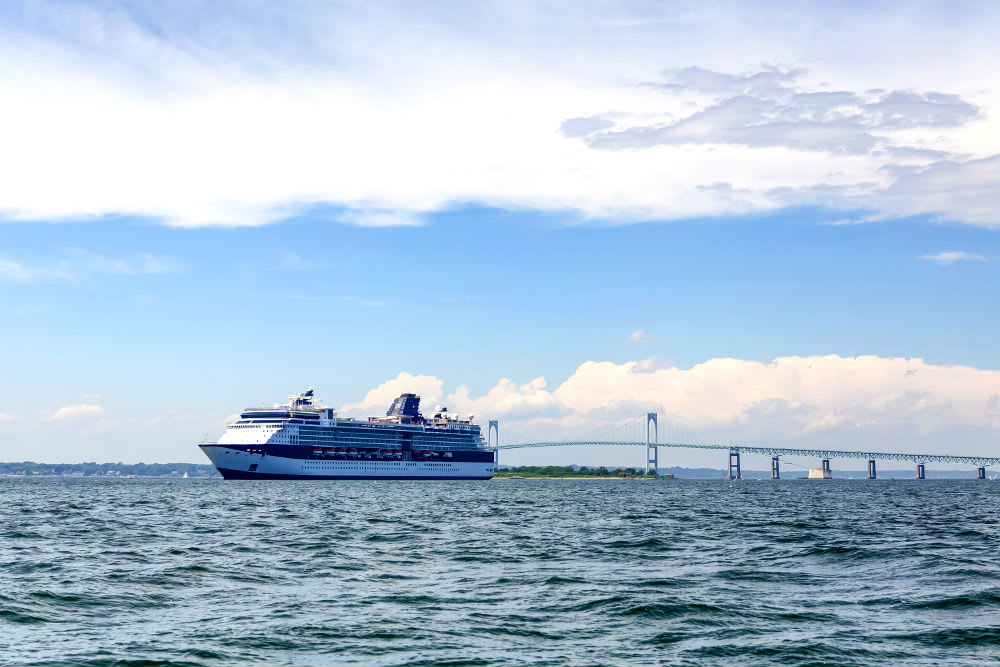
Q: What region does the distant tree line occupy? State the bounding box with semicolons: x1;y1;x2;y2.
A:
494;465;655;478
0;461;216;477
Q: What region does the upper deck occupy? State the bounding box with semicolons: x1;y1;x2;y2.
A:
238;389;479;431
222;389;485;450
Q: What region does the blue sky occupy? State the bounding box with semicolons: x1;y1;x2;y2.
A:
1;2;999;466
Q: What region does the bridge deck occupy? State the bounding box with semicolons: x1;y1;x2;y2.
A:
489;441;1000;466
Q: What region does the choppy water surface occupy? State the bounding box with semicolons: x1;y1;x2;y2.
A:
3;478;1000;666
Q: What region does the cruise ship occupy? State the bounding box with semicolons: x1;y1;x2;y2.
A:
199;390;495;480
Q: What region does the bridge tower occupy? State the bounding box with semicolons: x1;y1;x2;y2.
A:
645;413;658;476
729;450;741;480
488;420;499;465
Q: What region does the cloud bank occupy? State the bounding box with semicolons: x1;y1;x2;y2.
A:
1;2;1000;227
6;355;998;465
352;355;1000;457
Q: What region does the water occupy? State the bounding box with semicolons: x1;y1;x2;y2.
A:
2;478;1000;666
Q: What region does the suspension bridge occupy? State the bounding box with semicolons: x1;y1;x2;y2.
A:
484;413;1000;480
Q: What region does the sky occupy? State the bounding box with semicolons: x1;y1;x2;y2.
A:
1;1;999;470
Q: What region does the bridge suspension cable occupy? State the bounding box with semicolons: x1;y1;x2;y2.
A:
486;413;1000;468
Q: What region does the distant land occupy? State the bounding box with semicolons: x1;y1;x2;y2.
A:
0;461;989;479
498;465;986;479
0;461;216;477
495;465;658;478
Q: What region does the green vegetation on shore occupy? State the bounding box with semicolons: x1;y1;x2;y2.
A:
495;465;657;478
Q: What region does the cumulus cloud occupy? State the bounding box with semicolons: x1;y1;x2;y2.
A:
630;355;675;373
48;404;105;420
448;377;570;422
0;412;15;422
0;3;999;227
339;372;444;417
353;355;1000;456
919;251;986;265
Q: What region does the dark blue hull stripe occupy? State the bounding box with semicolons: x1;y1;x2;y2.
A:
216;467;493;480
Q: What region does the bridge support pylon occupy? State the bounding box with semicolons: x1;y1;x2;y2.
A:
488;420;499;467
978;466;986;480
729;450;741;480
822;459;831;474
868;459;876;480
645;413;658;477
771;456;780;480
917;463;925;480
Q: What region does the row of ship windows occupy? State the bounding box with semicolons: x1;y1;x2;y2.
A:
294;437;476;444
303;462;399;466
294;431;473;438
296;425;478;433
292;438;476;445
294;429;474;438
298;461;470;467
243;419;477;433
294;444;475;451
247;432;475;442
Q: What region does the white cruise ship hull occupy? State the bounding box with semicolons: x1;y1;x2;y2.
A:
201;445;494;480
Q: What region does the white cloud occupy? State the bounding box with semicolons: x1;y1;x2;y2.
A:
354;355;1000;457
338;209;424;227
627;329;653;343
339;372;444;417
48;404;105;420
919;251;987;265
878;156;1000;227
1;3;1000;226
0;251;181;284
0;412;15;422
447;377;569;422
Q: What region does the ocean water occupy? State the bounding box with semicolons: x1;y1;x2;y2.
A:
2;478;1000;666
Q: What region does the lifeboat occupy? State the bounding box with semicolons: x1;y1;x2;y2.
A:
347;448;359;458
335;448;347;456
312;448;323;456
442;452;453;459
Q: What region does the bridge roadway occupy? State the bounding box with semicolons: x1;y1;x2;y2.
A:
488;441;1000;467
